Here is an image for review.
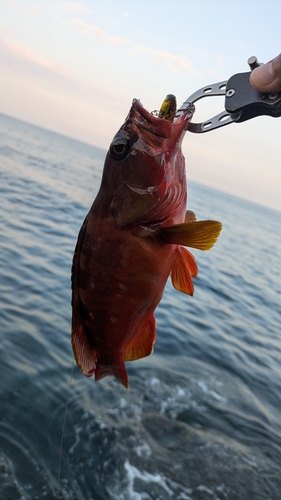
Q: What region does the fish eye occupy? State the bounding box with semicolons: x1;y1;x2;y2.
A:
109;137;130;161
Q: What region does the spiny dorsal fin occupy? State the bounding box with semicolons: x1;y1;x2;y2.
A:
159;220;222;250
185;210;197;222
171;246;198;296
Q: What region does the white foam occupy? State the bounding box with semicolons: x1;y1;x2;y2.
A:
197;380;227;404
216;483;226;493
178;494;193;500
242;456;257;467
197;484;220;500
177;386;186;396
148;377;161;386
134;442;152;458
124;460;173;499
68;425;82;454
118;398;143;422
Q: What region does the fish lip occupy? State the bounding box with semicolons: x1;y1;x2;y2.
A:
130;98;195;139
175;102;196;125
130;99;172;138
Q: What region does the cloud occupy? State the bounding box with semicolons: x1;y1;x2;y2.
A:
55;2;92;15
0;36;128;108
73;19;129;47
186;46;224;66
136;45;201;75
1;0;21;6
0;37;74;82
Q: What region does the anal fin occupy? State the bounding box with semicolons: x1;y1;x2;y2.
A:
125;316;156;362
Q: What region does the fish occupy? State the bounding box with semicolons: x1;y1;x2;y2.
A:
71;96;222;388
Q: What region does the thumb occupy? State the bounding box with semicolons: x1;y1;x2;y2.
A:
250;54;281;93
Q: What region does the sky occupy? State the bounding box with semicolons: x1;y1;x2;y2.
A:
1;0;281;212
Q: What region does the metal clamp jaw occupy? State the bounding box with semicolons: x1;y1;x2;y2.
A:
176;57;281;133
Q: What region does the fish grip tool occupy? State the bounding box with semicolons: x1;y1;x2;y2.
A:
175;56;281;133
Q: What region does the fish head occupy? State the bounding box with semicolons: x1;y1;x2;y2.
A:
99;98;195;228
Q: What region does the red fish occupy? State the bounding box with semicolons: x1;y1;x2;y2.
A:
71;97;222;388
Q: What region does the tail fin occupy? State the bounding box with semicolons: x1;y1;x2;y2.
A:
95;363;129;389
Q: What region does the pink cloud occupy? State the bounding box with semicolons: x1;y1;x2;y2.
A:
136;45;201;76
73;19;129;47
55;2;92;15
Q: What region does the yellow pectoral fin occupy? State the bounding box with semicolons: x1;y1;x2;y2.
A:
159;220;222;250
171;246;198;296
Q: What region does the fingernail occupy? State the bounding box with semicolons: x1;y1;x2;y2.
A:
251;63;274;86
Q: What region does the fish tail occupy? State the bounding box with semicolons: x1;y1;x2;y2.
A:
95;363;129;389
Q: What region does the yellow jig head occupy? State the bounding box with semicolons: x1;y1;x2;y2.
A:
159;94;177;122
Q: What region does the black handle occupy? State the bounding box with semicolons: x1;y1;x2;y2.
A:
225;71;281;123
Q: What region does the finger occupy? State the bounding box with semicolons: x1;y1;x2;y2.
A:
250;53;281;93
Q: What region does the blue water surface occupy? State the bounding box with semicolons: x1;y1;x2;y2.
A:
0;112;281;500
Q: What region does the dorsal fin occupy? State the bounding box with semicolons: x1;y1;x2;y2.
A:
71;323;97;377
71;214;98;377
159;220;222;250
185;210;197;222
171;246;198;296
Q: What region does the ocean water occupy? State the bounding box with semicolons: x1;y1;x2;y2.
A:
0;111;281;500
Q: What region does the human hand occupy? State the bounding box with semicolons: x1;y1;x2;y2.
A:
250;54;281;93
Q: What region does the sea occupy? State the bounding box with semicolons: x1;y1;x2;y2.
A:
0;111;281;500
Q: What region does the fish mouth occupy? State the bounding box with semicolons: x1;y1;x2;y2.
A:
129;98;195;145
